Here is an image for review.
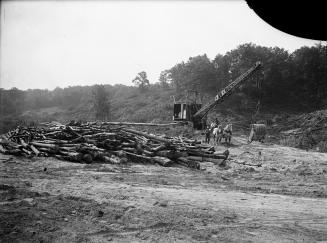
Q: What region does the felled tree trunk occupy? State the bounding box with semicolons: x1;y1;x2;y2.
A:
152;156;172;167
177;157;200;170
123;129;171;144
0;122;231;170
101;122;178;127
0;145;7;154
29;145;40;156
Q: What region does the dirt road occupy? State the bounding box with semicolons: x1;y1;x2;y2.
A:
1;135;327;242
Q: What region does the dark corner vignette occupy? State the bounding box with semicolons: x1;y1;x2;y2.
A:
246;0;327;41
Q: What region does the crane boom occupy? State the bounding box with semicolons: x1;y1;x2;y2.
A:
193;61;263;119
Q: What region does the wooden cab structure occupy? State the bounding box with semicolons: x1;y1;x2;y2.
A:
173;102;205;130
173;103;201;121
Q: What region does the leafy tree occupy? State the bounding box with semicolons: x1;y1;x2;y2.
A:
212;54;232;89
132;71;150;91
290;43;327;109
2;87;26;115
92;85;111;121
168;55;218;95
158;70;172;89
211;44;298;113
169;62;187;92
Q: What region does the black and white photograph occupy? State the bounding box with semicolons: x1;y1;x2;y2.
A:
0;0;326;242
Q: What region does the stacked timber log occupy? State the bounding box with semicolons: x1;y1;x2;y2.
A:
0;121;229;169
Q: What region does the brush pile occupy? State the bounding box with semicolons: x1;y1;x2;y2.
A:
280;109;327;151
0;121;229;169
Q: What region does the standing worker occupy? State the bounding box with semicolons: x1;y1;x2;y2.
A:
205;125;211;144
215;118;219;127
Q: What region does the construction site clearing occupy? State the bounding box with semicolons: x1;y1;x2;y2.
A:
1;110;327;242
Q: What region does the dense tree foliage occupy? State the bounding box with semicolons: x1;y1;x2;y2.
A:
158;70;172;89
92;85;111;121
168;55;218;95
132;71;150;91
290;44;327;109
0;88;25;115
166;43;327;111
0;43;326;133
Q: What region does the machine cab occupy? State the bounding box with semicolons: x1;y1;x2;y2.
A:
173;102;205;130
172;90;206;130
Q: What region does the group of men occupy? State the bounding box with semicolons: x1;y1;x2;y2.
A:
204;118;232;145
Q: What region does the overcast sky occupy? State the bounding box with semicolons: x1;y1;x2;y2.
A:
0;0;320;90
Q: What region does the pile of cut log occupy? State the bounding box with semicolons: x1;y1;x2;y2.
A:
0;121;229;169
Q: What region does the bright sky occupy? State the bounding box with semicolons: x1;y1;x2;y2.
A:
0;0;320;90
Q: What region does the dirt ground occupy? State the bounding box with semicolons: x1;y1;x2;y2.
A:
1;135;327;242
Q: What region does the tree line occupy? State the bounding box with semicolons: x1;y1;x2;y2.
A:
1;42;326;132
156;43;327;111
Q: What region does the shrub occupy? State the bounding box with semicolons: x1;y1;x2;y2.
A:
317;141;327;152
279;136;300;148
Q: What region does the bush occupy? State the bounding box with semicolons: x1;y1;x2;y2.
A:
279;136;300;148
317;141;327;152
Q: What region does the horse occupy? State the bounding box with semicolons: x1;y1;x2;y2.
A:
210;121;217;130
212;125;223;144
222;124;233;145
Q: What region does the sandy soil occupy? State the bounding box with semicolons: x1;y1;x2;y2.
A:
1;135;327;242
